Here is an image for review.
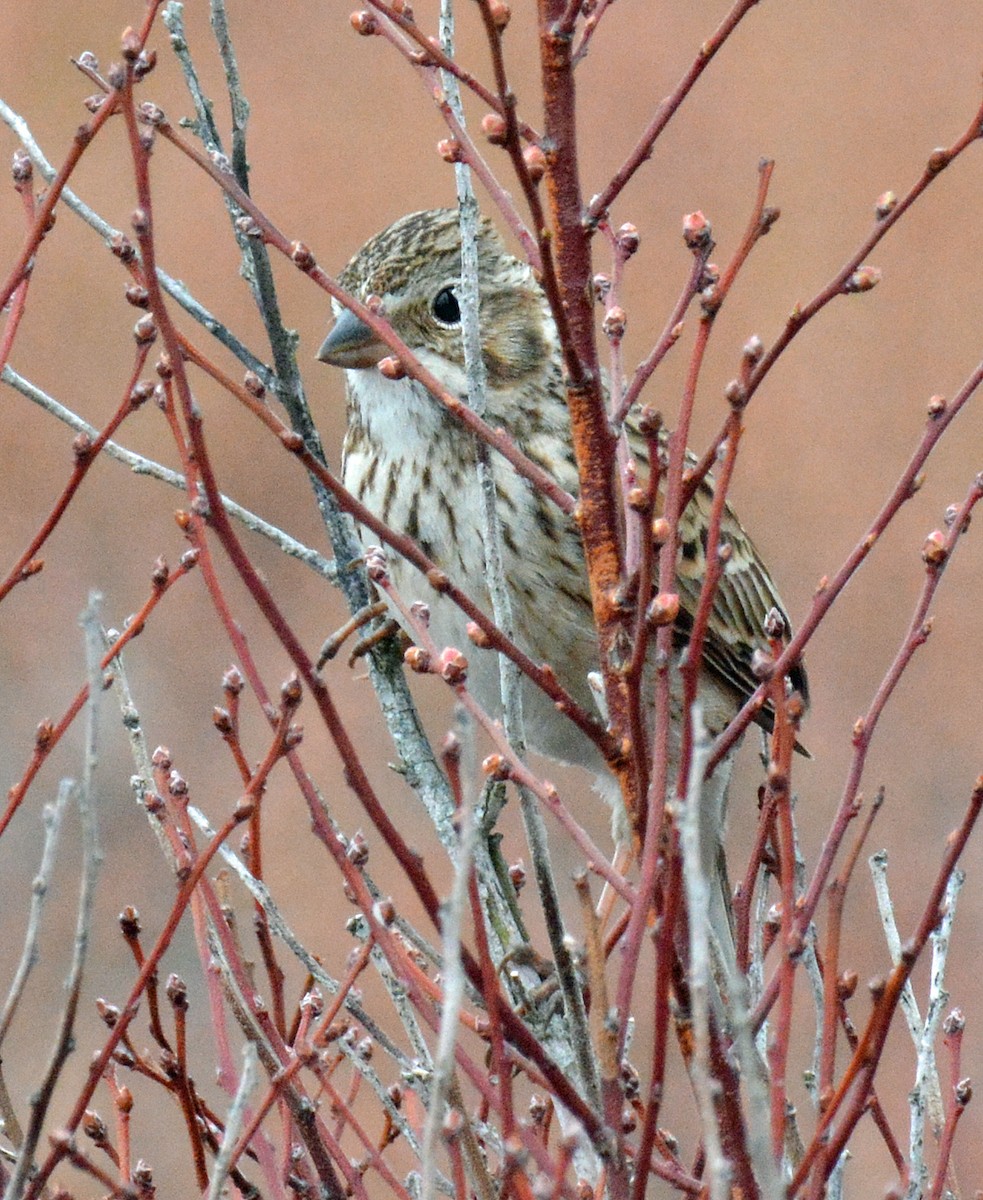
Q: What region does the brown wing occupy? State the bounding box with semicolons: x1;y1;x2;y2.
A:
628;422;808;731
675;481;808;721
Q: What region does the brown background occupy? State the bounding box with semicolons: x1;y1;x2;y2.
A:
2;1;983;1193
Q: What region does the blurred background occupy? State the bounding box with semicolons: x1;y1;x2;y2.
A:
2;1;982;1193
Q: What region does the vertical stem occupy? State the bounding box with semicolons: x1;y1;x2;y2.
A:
537;2;639;821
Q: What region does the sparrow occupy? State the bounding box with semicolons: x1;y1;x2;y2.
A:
318;208;806;947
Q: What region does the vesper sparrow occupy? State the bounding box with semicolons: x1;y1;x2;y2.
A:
318;208;806;940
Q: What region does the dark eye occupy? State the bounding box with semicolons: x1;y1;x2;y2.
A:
431;286;461;325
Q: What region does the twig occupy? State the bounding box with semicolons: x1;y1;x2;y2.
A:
378;560;631;904
7;595;106;1200
0;780;72;1150
870;851;946;1135
752;467;983;1032
204;1044;259;1200
0;783;71;1051
361;1;541;142
586;0;761;222
1;367;336;581
712;94;983;765
442;0;601;1123
0;343;151;605
0;99;276;390
674;705;730;1200
1;553;198;840
419;731;478;1200
789;778;983;1193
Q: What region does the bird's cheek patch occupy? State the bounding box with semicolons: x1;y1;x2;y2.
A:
481;310;548;388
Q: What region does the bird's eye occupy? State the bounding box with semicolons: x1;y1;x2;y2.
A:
431;287;461;325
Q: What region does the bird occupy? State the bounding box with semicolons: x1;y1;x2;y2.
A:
317;207;806;953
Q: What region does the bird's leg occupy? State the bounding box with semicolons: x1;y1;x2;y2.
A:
316;598;392;668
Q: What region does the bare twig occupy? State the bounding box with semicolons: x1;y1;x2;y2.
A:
6;595;106;1200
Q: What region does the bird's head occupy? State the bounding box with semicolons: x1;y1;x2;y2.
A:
317;208;555;397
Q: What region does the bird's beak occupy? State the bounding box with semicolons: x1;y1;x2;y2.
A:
317;307;387;369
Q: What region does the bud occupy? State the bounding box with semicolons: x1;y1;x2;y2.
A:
404;646;431;673
927;147;951;174
138;102;165;127
166;974;188;1010
466;621;492;647
921;529;947;566
482;754;510;780
943;1009;966;1035
364;546;389;583
436;647;468;684
243;370;265;398
350;10;377;34
437;138;462;163
682;210;712;251
481;112;508;145
281;674;303;709
290;241;315;270
651;516;671;545
83;1111;107;1142
11;149;32;183
616;223;640;257
700;262;720;289
637;405;661;437
843;265;881;293
602;305;627;342
487;0;511;29
875;190;897;219
378;356;406;380
441;731;461;767
120;26;142;62
348;831;369;866
212;706;233;735
134;49;157;80
130;380;155;408
764;607;787;640
133;314;156;345
759;205;781;235
522;144;546;183
646;592;679;627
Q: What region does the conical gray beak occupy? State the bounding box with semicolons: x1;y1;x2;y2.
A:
317;307;387;369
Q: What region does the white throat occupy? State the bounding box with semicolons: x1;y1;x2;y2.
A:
345;348;471;454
